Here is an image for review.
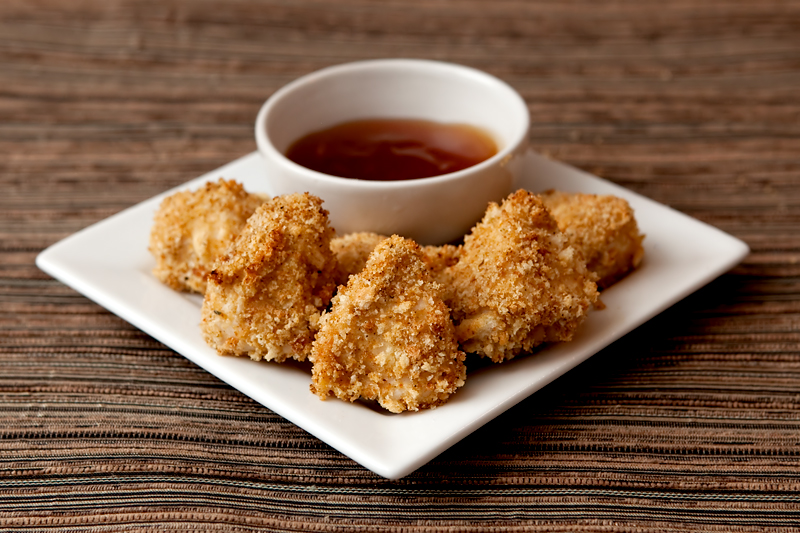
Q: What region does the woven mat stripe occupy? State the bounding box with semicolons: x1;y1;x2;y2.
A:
4;475;800;503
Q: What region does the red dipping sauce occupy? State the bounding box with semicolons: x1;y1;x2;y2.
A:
284;118;498;181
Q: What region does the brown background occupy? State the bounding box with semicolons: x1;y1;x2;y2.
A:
2;1;800;531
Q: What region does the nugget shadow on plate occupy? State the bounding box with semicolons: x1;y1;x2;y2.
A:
274;358;312;375
355;398;400;416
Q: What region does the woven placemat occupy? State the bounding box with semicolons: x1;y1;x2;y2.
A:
2;0;799;531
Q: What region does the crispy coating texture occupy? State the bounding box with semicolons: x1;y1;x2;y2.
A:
200;193;337;363
330;232;387;287
331;232;460;287
446;190;599;363
422;243;461;277
310;235;467;413
541;190;645;288
149;179;266;293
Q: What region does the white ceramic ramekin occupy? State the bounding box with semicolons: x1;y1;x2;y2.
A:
255;59;529;244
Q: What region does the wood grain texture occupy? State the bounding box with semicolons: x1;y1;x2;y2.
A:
2;0;800;531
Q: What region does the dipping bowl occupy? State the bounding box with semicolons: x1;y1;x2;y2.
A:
255;59;529;244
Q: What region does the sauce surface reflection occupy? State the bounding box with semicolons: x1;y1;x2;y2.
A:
285;118;498;181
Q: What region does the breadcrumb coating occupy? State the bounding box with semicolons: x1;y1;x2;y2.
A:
330;232;387;287
331;232;460;287
421;243;461;277
446;190;599;363
310;235;467;413
148;179;266;293
200;193;337;362
541;190;645;288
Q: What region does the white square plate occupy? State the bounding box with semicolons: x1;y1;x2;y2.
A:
36;150;749;479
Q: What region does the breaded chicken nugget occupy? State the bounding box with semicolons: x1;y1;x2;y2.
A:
330;232;386;287
331;232;460;287
446;190;599;363
422;243;461;276
541;190;645;289
310;235;467;413
149;179;266;293
200;193;337;362
419;242;461;307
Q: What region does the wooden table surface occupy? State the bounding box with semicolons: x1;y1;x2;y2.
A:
2;1;800;531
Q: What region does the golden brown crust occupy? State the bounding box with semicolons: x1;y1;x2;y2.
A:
445;190;600;363
421;243;461;275
310;235;467;413
330;232;387;287
200;193;337;363
541;190;645;288
148;179;266;293
331;232;461;287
